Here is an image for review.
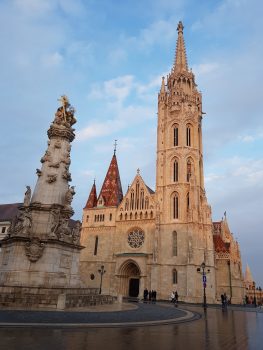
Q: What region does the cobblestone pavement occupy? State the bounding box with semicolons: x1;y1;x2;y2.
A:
0;303;262;350
0;302;197;326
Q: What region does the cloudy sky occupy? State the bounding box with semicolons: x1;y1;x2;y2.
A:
0;0;262;286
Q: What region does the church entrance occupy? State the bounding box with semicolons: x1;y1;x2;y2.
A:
129;278;139;297
118;260;141;297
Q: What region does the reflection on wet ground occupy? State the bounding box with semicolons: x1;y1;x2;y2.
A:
0;305;262;350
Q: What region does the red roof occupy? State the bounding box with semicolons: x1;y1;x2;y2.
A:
213;222;222;234
98;154;123;207
84;182;98;209
213;235;230;253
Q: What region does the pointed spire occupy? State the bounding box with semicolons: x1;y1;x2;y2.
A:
244;264;254;282
98;153;123;207
84;180;97;209
160;76;166;93
173;21;188;72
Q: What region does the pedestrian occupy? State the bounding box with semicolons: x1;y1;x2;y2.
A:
170;291;175;304
223;293;228;308
143;288;148;303
149;290;152;303
221;294;225;308
175;291;178;306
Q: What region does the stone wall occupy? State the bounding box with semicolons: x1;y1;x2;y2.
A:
0;286;114;309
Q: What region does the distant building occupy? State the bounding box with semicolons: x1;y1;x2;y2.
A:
0;203;22;240
79;22;244;303
244;264;262;305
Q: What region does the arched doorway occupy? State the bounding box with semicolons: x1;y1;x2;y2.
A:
118;260;141;297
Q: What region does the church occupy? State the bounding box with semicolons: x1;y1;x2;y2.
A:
79;22;244;304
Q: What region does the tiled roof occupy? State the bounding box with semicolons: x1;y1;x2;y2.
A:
146;185;155;194
98;154;123;207
0;203;22;221
84;182;98;209
213;234;230;253
213;222;222;234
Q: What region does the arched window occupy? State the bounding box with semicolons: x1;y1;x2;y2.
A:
120;213;123;220
174;126;178;146
172;193;179;219
187;193;190;210
86;215;89;222
173;231;177;256
173;160;178;182
109;213;112;221
140;190;144;210
172;269;178;284
130;190;134;210
94;236;98;255
187;160;192;182
186;125;191;146
145;197;149;210
125;199;129;211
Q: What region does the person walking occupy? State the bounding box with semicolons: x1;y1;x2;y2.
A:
174;291;179;307
143;288;148;303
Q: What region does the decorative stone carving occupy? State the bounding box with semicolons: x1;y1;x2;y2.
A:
54;140;62;149
24;186;31;207
65;186;75;206
56;217;71;240
47;174;57;183
53;95;76;128
48;162;60;168
62;170;72;182
72;221;81;245
25;238;45;262
127;229;145;248
36;168;42;177
41;150;51;163
61;153;71;165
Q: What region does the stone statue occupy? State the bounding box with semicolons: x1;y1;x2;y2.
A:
72;221;81;245
41;150;51;163
65;186;75;206
21;209;32;236
53;95;76;128
24;186;31;207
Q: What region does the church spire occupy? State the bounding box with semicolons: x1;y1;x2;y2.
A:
84;180;97;209
98;152;123;207
173;21;188;72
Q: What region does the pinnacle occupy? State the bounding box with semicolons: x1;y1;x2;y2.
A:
173;21;188;72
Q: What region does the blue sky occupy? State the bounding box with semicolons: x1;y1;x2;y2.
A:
0;0;262;287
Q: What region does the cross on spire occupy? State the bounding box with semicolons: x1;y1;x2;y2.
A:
114;140;117;155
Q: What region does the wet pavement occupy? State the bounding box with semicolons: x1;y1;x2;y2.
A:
0;304;262;350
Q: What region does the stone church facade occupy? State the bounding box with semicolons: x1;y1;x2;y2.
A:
79;22;244;303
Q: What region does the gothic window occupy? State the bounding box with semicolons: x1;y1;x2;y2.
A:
187;160;192;182
135;182;140;210
109;213;112;221
127;228;145;248
125;199;129;211
173;231;177;256
86;215;89;222
94;236;98;255
172;269;178;284
173;160;179;182
145;197;149;210
125;213;127;220
187;192;190;210
130;190;134;210
140;190;144;210
186;124;192;146
174;126;178;146
171;193;179;219
120;213;123;220
94;215;97;222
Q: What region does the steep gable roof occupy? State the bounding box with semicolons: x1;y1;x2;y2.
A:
84;181;97;209
98;154;123;207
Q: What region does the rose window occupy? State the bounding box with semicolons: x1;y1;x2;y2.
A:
127;229;145;248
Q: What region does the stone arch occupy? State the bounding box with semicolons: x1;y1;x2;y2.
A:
118;260;141;297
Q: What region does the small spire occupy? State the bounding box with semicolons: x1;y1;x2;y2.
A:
173;21;188;72
137;168;140;175
84;181;98;209
114;139;117;155
160;76;166;93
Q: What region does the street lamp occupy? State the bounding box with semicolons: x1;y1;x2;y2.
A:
253;282;257;307
197;262;210;309
98;265;106;294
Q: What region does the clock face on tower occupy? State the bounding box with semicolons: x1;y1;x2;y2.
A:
127;228;145;248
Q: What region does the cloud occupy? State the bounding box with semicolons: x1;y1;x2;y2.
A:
41;52;63;67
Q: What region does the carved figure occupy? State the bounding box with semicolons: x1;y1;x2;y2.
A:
41;150;51;163
21;209;32;235
65;186;75;205
25;238;45;262
24;186;31;206
36;168;42;177
47;174;57;183
72;221;81;244
56;218;71;239
54;140;62;149
48;162;60;168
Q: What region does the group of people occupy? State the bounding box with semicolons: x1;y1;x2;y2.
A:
170;291;179;306
221;293;229;308
143;289;157;303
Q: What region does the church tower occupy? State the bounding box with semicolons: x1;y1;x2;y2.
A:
156;22;216;302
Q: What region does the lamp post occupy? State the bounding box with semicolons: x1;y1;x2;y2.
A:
252;281;257;307
259;286;262;306
197;262;210;309
98;265;106;294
